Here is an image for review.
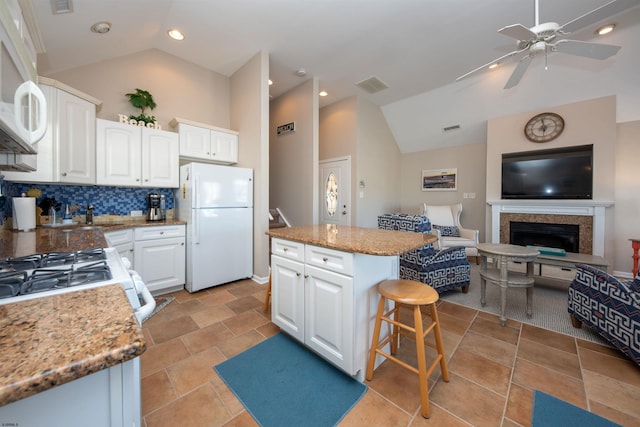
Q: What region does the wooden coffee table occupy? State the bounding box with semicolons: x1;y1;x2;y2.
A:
477;243;539;326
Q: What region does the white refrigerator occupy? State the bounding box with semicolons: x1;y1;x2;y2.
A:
177;162;253;292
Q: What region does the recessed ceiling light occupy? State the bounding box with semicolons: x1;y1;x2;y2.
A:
319;91;328;97
167;29;185;41
90;21;111;34
268;79;273;86
595;24;615;35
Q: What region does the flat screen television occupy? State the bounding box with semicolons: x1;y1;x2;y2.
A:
501;144;593;199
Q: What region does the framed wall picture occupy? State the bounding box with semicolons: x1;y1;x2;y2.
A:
422;168;457;191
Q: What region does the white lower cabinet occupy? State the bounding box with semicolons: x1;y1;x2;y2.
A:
271;238;397;379
106;225;185;295
134;225;186;295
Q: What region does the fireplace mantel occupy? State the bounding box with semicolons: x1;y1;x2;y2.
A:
487;200;613;257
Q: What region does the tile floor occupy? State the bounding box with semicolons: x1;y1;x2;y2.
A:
140;279;640;427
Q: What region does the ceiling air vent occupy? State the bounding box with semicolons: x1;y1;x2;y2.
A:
355;76;389;94
51;0;73;15
443;124;461;132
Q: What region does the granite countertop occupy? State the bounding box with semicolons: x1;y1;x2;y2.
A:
0;219;186;258
0;285;146;407
266;224;436;256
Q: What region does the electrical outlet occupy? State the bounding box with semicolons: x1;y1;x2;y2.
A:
131;210;143;217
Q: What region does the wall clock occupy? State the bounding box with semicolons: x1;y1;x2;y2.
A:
524;112;565;143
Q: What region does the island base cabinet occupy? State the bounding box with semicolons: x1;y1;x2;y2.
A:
271;238;398;379
271;255;305;342
305;264;354;374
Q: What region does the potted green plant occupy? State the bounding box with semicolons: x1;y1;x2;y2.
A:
125;88;157;125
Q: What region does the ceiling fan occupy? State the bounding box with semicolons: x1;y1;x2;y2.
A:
456;0;640;89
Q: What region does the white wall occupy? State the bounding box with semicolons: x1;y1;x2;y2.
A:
269;79;318;226
400;142;486;242
614;120;640;276
230;51;270;280
46;49;230;131
319;96;402;227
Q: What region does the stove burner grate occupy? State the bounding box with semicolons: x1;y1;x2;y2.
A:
0;272;28;298
0;255;43;273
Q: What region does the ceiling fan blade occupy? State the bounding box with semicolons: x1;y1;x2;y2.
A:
455;47;528;82
498;24;536;41
554;39;621;59
560;0;640;34
504;55;533;89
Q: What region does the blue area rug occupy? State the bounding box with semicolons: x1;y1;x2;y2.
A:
214;333;367;427
532;390;621;426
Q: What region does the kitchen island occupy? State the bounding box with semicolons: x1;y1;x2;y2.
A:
266;224;435;380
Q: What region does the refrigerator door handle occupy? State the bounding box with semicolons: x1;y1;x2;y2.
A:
194;212;200;244
193;177;199;209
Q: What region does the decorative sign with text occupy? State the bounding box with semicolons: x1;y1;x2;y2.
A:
276;122;296;136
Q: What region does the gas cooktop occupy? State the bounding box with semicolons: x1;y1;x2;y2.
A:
0;248;112;299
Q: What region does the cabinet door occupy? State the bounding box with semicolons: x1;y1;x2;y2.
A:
271;255;305;342
305;264;354;374
211;130;238;164
58;90;96;184
142;128;179;188
96;119;141;186
134;236;186;294
178;123;211;159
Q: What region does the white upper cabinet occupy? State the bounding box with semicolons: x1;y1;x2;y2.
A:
2;79;99;184
96;119;179;188
170;118;238;165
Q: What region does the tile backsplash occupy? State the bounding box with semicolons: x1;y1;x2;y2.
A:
0;179;175;222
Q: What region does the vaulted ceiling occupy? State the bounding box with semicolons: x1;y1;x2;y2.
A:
30;0;640;153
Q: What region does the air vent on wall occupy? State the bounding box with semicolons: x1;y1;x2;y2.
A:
51;0;73;15
443;124;461;132
355;76;389;94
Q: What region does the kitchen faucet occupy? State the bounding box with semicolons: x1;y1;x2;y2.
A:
86;204;94;225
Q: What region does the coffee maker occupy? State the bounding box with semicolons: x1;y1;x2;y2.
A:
147;193;166;221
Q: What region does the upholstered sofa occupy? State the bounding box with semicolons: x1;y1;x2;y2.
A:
424;203;479;260
378;213;471;293
568;264;640;365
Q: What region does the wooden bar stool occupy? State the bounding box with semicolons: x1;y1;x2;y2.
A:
366;279;449;418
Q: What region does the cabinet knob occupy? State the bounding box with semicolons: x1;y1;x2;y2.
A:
144;179;149;182
136;178;140;181
304;274;309;278
296;272;301;277
322;257;328;262
283;248;288;252
160;231;164;235
61;172;67;176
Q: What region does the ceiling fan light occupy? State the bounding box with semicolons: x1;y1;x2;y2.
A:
167;29;185;41
596;24;615;36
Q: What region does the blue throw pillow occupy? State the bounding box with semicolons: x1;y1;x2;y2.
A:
432;224;460;237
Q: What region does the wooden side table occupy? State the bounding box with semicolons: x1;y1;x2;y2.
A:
477;243;539;326
630;238;640;277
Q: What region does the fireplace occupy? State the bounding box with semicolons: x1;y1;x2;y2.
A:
509;221;579;253
488;200;612;257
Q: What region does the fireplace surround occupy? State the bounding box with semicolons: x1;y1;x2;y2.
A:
488;200;612;257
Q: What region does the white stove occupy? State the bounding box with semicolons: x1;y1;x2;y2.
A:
0;247;155;323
